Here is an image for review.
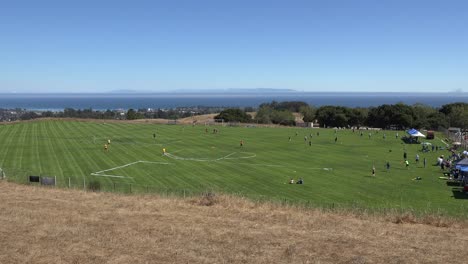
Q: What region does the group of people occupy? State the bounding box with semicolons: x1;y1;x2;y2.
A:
437;155;452;170
289;178;304;184
204;128;220;134
103;139;111;151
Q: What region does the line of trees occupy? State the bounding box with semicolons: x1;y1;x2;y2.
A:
12;106;224;121
214;101;303;125
213;101;468;130
7;101;468;130
309;102;468;129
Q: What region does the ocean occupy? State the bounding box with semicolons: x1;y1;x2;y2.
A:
0;92;467;111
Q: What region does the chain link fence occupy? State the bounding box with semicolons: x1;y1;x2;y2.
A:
2;166;468;217
0;167;214;198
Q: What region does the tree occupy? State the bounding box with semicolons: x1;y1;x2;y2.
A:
270;109;295;126
315;106;349;127
42;111;54;117
300;105;316;122
126;109;140;120
254;105;273;124
19;111;39;120
426;112;448;130
259;101;308;112
214;109;252;123
348;108;368;127
440;103;468;128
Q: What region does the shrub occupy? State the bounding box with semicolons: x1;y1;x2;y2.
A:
88;180;101;192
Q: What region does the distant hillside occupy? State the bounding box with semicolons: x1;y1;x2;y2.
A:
0;181;466;263
107;88;298;94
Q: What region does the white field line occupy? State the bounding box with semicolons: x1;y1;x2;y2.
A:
93;161;141;174
214;152;237;161
440;139;450;147
218;162;284;167
165;152;256;162
224;152;256;159
91;161;171;178
153;140;183;146
164;153;210;161
90;173;133;179
137;161;171;165
216;161;332;170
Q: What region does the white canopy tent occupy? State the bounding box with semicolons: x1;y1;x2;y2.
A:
407;129;426;138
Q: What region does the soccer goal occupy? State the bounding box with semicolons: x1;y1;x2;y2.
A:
204;119;216;126
214;119;226;127
227;121;240;127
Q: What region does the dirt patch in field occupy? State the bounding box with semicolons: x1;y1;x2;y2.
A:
0;181;466;264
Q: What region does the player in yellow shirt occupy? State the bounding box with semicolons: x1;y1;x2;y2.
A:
104;144;108;152
162;148;166;156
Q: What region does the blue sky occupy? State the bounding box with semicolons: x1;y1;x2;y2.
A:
1;0;467;93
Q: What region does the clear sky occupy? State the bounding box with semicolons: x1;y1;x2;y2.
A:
1;0;467;93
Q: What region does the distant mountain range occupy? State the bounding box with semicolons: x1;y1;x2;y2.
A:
108;88;298;94
0;89;465;95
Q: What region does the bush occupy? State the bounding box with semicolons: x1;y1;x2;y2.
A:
88;180;101;192
214;109;252;123
198;192;217;206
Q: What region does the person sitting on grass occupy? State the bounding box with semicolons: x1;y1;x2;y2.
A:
289;178;294;184
296;178;303;184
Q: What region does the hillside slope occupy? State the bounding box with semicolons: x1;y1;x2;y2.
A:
0;181;466;264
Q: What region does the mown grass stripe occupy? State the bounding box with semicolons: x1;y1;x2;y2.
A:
2;120;467;216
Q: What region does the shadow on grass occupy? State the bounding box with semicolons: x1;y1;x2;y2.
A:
401;137;420;144
446;181;463;187
451;188;468;199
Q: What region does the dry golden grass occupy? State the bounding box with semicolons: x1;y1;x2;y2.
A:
1;181;467;264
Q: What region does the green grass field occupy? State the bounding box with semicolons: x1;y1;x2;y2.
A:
1;120;467;216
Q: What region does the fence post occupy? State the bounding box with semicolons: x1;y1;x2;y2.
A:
55;176;57;187
113;182;115;192
68;177;71;188
83;177;86;191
